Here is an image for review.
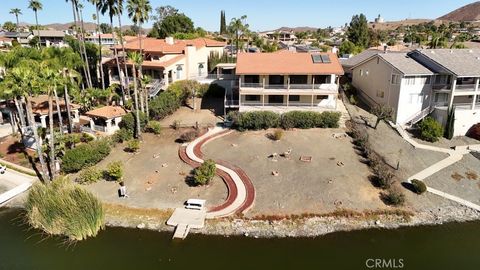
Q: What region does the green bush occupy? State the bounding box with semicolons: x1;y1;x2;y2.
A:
411;179;427;194
61;139;112;173
77;167;102;184
381;187;406;206
281;111;318;129
126;139;140;153
319;111;341;128
106;161;123;181
179;130;198;142
25;177;104;241
113;128;133;143
194;159;216;185
272;130;283;141
167;80;199;102
120;111;148;134
146;121;162;134
149;91;181;120
418;117;443;142
235;111;281;131
80;132;95;143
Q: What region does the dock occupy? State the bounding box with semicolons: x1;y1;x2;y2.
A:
167;208;206;239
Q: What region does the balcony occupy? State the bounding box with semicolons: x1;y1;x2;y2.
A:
240;82;338;93
432;84;451;91
455;84;476;92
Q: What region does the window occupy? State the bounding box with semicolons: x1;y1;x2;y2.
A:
365;70;369;76
245;95;261;102
316;95;328;100
391;74;400;84
289;95;300;102
176;65;183;79
360;69;364;76
417;76;431;85
376;91;385;98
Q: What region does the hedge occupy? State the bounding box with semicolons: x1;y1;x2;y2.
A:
149;91;182;120
418;117;443;142
61;139;112;173
229;110;341;131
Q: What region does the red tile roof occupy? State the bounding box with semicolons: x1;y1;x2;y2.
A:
116;37;226;54
236;51;344;75
30;95;80;115
85;106;128;119
104;55;185;69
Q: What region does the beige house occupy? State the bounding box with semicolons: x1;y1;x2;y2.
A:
84;106;128;135
104;37;226;96
234;51;344;112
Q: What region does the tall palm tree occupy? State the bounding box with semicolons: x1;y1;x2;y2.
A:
99;0;127;104
28;0;43;48
76;3;94;89
127;0;151;113
9;8;22;32
127;51;142;140
228;15;249;55
88;0;106;90
115;0;131;90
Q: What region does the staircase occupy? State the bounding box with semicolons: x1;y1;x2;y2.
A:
148;79;166;98
404;106;435;127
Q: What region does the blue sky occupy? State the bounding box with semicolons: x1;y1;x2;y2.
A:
0;0;475;31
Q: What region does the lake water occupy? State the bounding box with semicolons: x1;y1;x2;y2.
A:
1;207;480;270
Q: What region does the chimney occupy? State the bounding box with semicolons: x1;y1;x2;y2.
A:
165;37;174;45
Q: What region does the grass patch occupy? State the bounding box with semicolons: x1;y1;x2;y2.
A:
451;172;464;182
465;171;478;181
25;177;105;241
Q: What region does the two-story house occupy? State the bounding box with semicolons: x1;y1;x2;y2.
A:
104;36;226;96
235;51;344;112
351;49;480;137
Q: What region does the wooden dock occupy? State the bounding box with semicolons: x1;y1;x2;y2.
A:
172;224;190;239
167;208;206;240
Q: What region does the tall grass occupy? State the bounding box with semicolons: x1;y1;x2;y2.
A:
25;177;105;241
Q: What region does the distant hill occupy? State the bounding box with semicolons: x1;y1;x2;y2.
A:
369;19;442;31
438;1;480;22
43;21;142;32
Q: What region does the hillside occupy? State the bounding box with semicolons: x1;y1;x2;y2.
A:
265;26;319;33
438;1;480;22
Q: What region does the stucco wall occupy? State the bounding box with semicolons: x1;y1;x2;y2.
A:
453;108;480;136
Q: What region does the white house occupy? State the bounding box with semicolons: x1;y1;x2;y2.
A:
351;49;480;137
234;51;344;112
84;106;128;135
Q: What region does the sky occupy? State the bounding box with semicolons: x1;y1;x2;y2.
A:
0;0;475;32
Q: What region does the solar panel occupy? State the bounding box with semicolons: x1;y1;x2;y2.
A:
320;55;331;63
312;54;322;63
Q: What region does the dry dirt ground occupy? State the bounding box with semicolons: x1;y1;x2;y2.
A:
202;128;387;217
158;98;224;128
84;130;227;210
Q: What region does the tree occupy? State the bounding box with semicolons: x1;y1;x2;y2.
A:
193;159;216;185
99;23;112;33
150;13;195;38
228;15;249;55
220;10;226;34
88;0;106;90
338;40;362;56
9;9;22;32
418;117;443;142
347;14;369;48
445;107;455;139
28;0;43;48
151;5;178;23
371;105;394;129
99;0;127;103
127;51;143;140
2;21;17;32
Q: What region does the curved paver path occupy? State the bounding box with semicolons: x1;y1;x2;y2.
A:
178;126;255;219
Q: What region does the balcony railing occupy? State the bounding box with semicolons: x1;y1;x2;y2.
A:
432;84;451;90
455;84;476;91
240;82;338;92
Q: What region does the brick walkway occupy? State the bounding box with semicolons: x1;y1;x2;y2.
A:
178;127;255;218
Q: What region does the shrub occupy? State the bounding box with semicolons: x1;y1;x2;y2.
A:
113;128;133;143
62;139;112;173
411;179;427;194
418;117;443;142
281;111;317;129
149;91;181;120
77;167;102;184
120;111;148;135
106;161;123;181
319;111;341;128
80;132;95;143
146;121;162;134
374;166;395;189
381;187;406;206
194;159;216;185
25;177;105;241
272;129;283;141
126;139;140;153
167;80;199;102
235;111;281;131
179;130;198;142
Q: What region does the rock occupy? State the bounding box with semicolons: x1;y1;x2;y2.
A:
375;220;381;226
162;163;168;168
137;223;146;229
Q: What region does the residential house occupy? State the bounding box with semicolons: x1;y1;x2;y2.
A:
0;36;13;47
30;95;81;128
350;49;480;136
84;106;128;135
104;36;226;95
2;32;33;46
85;33;116;46
234;51;344;112
33;30;66;47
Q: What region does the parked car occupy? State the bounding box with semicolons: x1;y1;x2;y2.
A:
0;165;6;174
185;199;206;210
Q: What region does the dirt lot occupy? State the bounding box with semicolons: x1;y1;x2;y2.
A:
84;130;227;210
202;128;387;216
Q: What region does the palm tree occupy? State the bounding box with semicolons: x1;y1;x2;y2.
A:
141;75;151;119
115;0;132;90
228;15;249;55
76;3;94;89
99;0;127;104
5;64;49;180
28;0;43;48
127;51;142;140
9;8;22;32
127;0;151;114
88;0;106;90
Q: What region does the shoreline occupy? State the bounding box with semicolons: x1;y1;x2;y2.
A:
102;203;480;238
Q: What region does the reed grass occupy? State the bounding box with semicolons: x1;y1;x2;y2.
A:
25;177;105;241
